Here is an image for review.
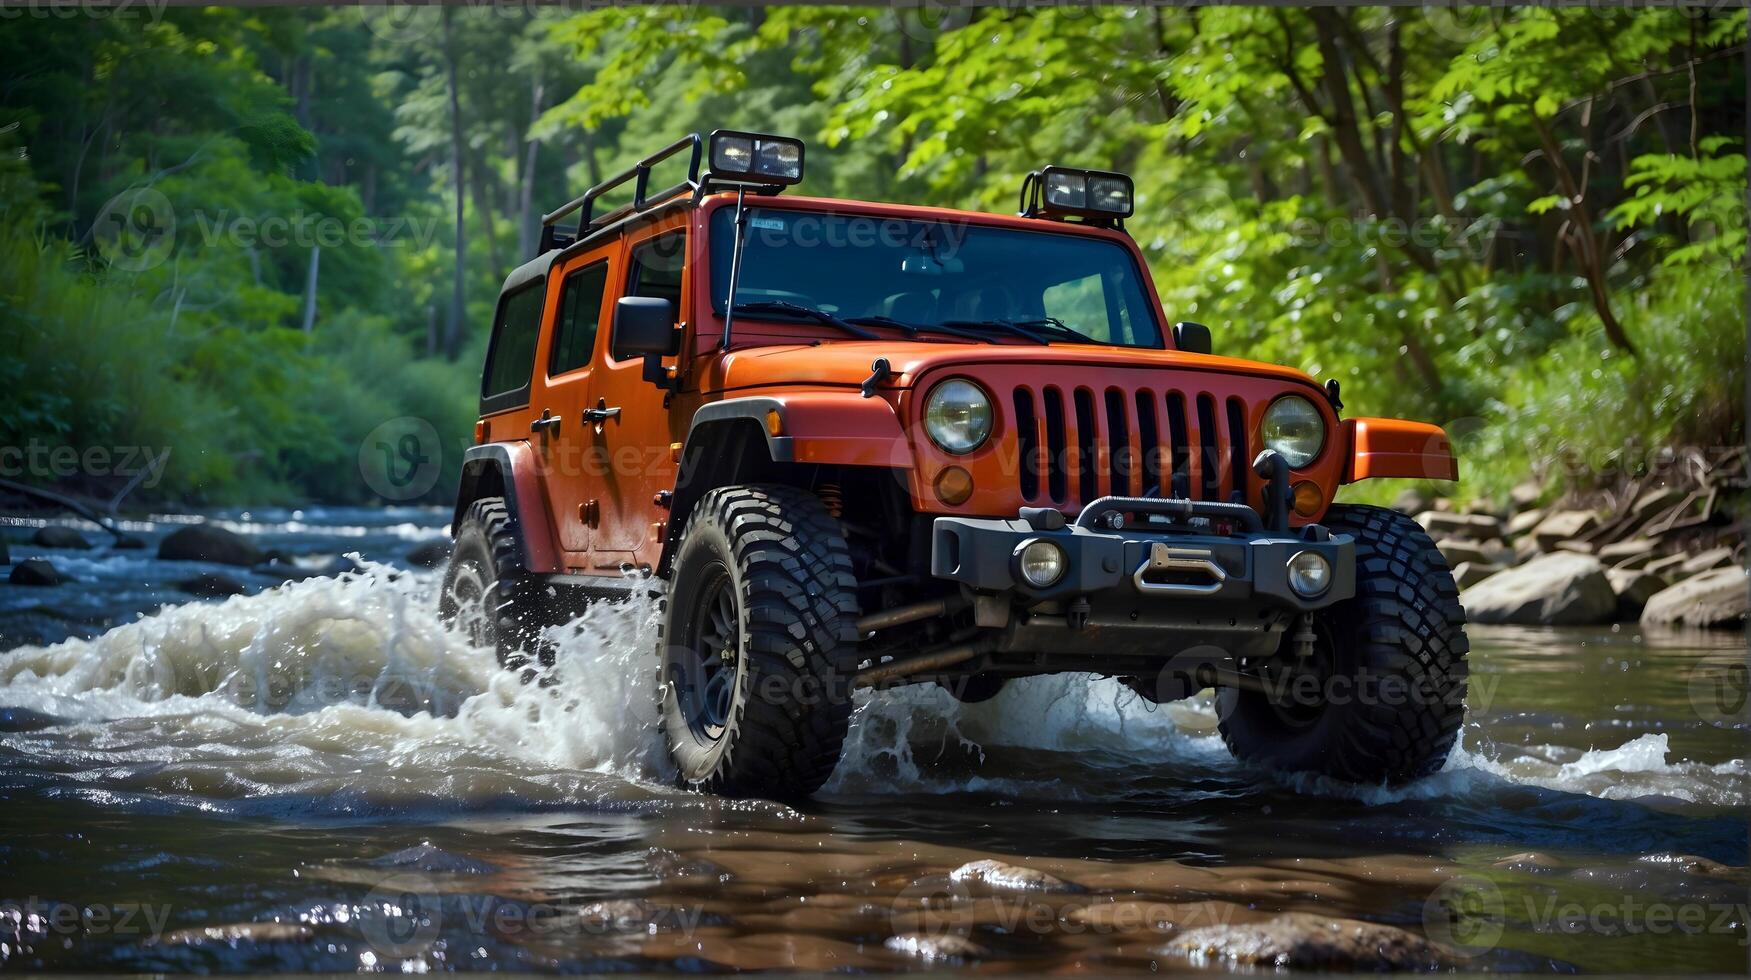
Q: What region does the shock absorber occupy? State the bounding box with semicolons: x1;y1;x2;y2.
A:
1291;613;1317;659
816;482;844;519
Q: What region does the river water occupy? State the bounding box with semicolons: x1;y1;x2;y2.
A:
1;508;1746;973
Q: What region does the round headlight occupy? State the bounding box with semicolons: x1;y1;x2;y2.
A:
1016;539;1067;588
1262;396;1326;469
924;379;993;455
1287;550;1332;598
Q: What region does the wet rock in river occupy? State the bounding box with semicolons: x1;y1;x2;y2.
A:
1597;538;1655;566
949;858;1082;893
1437;538;1511;568
1492;851;1565;872
156;921;314;946
1640;567;1749;630
176;573;247;599
1165;912;1450;970
1462;552;1616;626
646;846;733;882
32;526;91;550
1505;508;1545;538
1637;853;1746;879
885;932;987;961
1606;568;1666;619
577;898;669;932
1508;480;1543;510
158;524;265;567
9;558;61;586
406;540;452;568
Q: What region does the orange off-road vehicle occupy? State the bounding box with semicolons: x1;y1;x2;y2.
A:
442;131;1468;798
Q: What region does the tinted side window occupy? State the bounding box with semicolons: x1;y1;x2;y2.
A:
481;279;546;409
549;262;609;376
628;232;685;310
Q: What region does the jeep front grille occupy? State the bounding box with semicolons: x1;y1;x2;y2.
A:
1011;384;1253;509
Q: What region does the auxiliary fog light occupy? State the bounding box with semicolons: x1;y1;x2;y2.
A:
1016;538;1068;588
1287;550;1332;598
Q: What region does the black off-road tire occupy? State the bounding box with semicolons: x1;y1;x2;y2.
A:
1217;503;1469;785
440;497;546;671
658;485;861;798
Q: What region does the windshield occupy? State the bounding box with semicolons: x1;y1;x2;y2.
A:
709;207;1162;348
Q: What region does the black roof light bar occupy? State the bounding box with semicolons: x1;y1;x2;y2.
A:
535;130;806;256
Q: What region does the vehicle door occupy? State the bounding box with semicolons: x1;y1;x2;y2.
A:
586;221;687;570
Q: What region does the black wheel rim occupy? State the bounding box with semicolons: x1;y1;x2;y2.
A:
676;562;740;742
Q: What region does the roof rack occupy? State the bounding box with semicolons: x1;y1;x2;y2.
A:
535;132;792;256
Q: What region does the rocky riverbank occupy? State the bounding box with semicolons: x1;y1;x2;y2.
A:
1398;461;1748;630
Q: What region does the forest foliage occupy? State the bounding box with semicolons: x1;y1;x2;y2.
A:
0;5;1743;506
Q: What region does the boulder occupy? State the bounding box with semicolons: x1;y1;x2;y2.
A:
1506;508;1546;538
406;540;452;568
1606;568;1666;619
1462;552;1617;626
1680;547;1736;576
1598;539;1655;566
1165;913;1449;970
1392;487;1434;516
9;558;61;586
158;524;264;567
1531;510;1599;550
32;526;90;550
950;859;1081;893
1438;538;1512;568
1452;561;1506;589
1415;511;1502;540
1646;553;1689;578
886;933;988;962
1513;535;1544;564
1640;568;1749;630
1611;551;1656;571
1509;481;1543;510
1554;539;1594;555
1632;485;1687;521
176;573;247;598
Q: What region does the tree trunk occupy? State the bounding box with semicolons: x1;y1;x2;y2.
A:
517;77;544;258
1529;112;1635;356
442;6;467;361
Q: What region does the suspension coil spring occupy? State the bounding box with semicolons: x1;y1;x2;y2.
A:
816;483;844;519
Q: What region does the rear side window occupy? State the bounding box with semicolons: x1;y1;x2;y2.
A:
627;232;685;311
480;278;546;410
549;262;609;376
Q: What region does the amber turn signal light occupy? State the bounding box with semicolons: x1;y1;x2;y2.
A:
934;466;973;506
1291;480;1324;517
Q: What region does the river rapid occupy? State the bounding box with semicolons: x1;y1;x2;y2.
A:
1;508;1746;973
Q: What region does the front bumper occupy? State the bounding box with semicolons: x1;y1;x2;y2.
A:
931;495;1355;613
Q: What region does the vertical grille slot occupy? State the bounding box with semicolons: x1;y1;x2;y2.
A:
1165;392;1190;498
1043;386;1068;504
1196;393;1220;500
1226;396;1249;504
1014;387;1040;501
1104;387;1132;497
1135;390;1161;495
1073;387;1098;503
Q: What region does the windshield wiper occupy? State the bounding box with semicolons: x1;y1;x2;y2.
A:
731;300;877;340
937;318;1052;345
1009;316;1098;345
844;316;997;344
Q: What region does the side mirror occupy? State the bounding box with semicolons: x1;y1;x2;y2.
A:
611;297;677;361
1173;321;1212;355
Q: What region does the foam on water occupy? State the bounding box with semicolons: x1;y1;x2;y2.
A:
1;567;1742;811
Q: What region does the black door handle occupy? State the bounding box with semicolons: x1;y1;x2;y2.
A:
582;403;621;423
530;409;561;434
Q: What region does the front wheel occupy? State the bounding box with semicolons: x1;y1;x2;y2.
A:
1217;504;1469;785
440;497;546;671
658;485;861;798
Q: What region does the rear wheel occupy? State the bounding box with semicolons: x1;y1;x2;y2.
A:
440;497;546;671
659;485;861;798
1217;504;1469;785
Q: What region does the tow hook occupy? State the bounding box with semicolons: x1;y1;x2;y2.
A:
1067;596;1091;630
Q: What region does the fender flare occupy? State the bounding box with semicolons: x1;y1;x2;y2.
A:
690;393;915;469
452;442;562;573
1340;417;1458;483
